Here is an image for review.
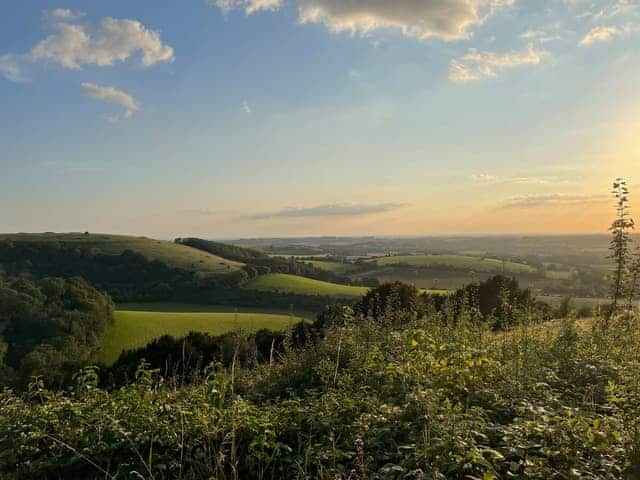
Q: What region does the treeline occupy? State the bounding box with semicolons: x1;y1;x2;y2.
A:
175;237;270;263
354;275;550;329
0;276;113;389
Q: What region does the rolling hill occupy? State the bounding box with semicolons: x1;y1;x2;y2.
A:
0;233;243;274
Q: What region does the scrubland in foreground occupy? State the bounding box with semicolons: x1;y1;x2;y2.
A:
2;308;639;479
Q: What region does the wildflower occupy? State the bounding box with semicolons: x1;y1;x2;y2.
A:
347;470;360;480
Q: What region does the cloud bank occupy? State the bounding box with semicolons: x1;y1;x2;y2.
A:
251;202;407;219
211;0;514;40
81;82;141;121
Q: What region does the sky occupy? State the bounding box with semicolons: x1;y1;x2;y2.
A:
1;0;639;238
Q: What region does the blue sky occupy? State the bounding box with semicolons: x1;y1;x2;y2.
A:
1;0;639;238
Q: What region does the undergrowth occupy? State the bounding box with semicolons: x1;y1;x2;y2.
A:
1;311;639;479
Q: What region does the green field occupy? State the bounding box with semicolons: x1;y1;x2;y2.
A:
305;260;359;275
96;304;307;365
369;254;537;274
0;233;243;274
244;273;370;297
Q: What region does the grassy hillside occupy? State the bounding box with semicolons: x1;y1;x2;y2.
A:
369;254;537;274
244;273;370;297
96;304;306;365
0;233;243;274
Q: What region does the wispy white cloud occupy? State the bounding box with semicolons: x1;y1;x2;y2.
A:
43;8;86;23
471;173;500;183
250;202;408;219
242;100;252;114
500;193;608;209
0;54;30;83
449;46;547;83
181;208;219;216
471;173;574;185
579;23;638;45
471;173;569;185
579;0;639;20
210;0;515;40
580;25;620;44
30;17;174;69
81;82;141;121
520;30;561;42
211;0;282;14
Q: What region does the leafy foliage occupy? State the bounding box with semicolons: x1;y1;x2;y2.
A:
2;308;639;479
356;276;545;330
0;276;113;388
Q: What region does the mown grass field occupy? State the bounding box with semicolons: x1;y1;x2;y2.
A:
243;273;370;297
96;304;308;365
0;233;243;274
369;254;537;274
